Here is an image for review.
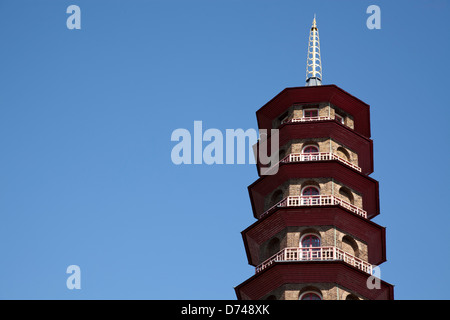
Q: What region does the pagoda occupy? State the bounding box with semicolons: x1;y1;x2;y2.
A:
234;16;394;300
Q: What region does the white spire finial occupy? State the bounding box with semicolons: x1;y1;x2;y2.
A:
306;15;322;86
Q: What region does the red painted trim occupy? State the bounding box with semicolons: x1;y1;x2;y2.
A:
248;161;380;219
255;85;371;138
234;262;394;300
254;120;374;175
241;207;387;266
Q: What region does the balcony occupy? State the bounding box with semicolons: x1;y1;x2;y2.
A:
281;116;332;124
255;247;373;275
281;152;361;172
261;195;367;219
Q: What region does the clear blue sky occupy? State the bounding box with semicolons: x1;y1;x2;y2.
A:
0;0;449;300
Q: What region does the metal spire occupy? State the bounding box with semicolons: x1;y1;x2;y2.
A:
306;15;322;86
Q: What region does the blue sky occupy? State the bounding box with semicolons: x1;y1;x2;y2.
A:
0;0;449;299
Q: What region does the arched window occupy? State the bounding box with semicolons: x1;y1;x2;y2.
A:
301;185;320;205
266;237;280;259
302;186;320;196
336;146;351;161
300;234;321;260
302;145;319;154
302;145;319;161
338;186;354;205
301;234;321;248
342;235;360;258
270;190;283;207
299;291;322;300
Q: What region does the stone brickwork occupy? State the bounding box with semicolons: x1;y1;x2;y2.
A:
263;178;363;211
329;103;354;129
237;84;394;300
278;138;359;167
259;226;368;264
262;283;366;300
271;102;354;130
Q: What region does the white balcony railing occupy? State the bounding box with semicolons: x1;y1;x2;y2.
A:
281;116;332;124
280;152;361;172
261;195;367;219
255;246;373;275
262;152;361;175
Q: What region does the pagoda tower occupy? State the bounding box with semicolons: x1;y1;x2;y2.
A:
234;17;394;300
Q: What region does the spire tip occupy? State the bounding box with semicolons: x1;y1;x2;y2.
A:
305;14;322;86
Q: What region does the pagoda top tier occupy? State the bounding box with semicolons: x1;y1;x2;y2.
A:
255;85;372;138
